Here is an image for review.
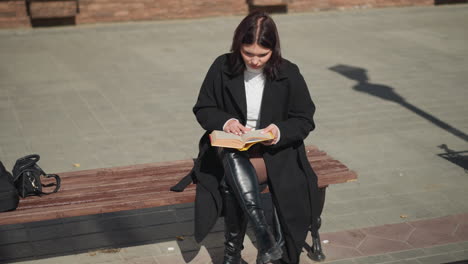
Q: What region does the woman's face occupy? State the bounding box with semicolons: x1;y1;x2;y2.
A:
240;43;272;70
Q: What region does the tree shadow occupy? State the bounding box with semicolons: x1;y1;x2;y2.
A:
328;64;468;142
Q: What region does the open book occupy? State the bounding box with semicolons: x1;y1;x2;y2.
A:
209;130;274;151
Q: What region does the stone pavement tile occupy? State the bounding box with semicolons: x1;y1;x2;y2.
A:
201;247;225;264
351;254;394;264
380;260;421;264
449;250;468;262
14;254;84;264
455;222;468;241
357;236;412;256
361;223;414;241
197;231;225;249
177;236;203;253
413;253;458;264
408;215;459;235
169;246;216;264
457;241;468;249
124;256;158;264
119;244;161;260
420;243;464;255
321;244;362;262
323;258;357;264
454;213;468;223
154;251;203;264
75;250;125;264
388;249;427;260
365;208;413;227
319;214;468;263
154;240;182;255
323;212;376;231
241;249;257;264
395;205;443;221
321;230;366;248
406;223;461;248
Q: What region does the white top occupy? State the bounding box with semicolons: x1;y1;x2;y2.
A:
244;64;265;129
221;64;281;144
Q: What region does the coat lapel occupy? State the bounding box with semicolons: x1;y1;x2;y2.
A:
259;79;273;128
259;70;288;128
225;74;247;122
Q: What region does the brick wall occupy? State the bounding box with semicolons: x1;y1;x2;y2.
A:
76;0;248;24
0;0;29;28
0;0;442;29
288;0;434;12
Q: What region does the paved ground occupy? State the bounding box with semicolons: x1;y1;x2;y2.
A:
1;4;468;264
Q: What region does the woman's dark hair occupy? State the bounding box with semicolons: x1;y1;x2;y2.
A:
230;11;282;80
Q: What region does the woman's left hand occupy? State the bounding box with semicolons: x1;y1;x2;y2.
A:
261;124;279;146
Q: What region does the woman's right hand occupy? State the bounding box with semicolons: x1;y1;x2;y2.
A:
223;119;251;135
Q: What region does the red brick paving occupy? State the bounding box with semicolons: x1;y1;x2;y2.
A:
317;213;468;262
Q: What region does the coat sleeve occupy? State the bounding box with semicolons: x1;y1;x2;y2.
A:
273;63;316;148
193;57;236;131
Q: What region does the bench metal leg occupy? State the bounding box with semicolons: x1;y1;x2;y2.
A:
307;187;327;262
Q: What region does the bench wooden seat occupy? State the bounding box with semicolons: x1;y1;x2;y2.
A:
0;146;357;226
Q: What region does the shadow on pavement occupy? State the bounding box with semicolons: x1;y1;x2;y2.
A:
329;64;468;142
438;144;468;173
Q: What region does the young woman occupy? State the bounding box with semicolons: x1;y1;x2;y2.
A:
191;11;321;264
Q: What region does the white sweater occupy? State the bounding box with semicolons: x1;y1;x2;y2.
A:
244;64;265;129
222;64;280;144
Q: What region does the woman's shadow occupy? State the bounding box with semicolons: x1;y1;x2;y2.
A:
328;64;468;142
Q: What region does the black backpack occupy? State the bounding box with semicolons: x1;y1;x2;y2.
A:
0;161;19;212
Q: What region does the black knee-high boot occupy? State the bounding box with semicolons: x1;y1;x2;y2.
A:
220;149;283;264
222;183;248;264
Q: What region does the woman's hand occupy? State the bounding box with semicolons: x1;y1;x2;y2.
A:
261;124;280;145
223;119;251;135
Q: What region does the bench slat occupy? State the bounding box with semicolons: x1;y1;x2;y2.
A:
0;145;356;226
0;193;196;225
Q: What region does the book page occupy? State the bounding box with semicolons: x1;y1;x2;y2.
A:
211;131;242;141
241;130;273;142
209;130;273;150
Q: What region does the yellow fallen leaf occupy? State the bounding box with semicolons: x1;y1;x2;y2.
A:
73;163;81;168
98;248;120;253
400;214;408;218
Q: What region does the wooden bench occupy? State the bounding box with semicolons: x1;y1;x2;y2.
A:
0;146;356;262
0;145;356;226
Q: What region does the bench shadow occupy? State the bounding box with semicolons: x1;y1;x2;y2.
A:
177;193;275;263
177;231;249;264
328;64;468;142
0;204;225;263
437;144;468;173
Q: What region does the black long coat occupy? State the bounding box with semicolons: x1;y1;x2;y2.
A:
192;53;320;264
